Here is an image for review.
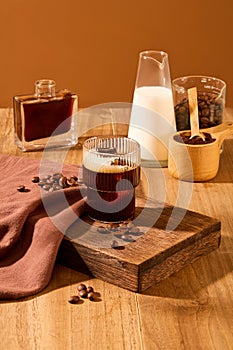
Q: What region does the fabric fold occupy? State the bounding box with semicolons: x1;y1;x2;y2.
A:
0;154;86;299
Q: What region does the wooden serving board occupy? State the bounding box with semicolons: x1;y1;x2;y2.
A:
57;191;221;292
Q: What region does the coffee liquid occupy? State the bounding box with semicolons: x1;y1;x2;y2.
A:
83;164;140;222
22;95;74;142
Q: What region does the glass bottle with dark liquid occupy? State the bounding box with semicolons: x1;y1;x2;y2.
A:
13;79;78;151
82;137;141;222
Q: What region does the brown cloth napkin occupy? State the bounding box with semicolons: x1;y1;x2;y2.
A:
0;154;86;300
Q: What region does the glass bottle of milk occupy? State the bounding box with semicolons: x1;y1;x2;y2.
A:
128;51;176;167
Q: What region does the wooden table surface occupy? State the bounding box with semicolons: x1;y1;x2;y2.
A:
0;107;233;350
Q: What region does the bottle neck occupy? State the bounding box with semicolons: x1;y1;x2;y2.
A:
35;79;56;97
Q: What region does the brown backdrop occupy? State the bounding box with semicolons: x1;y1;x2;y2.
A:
0;0;233;108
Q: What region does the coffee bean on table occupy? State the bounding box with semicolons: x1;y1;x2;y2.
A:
130;227;142;235
79;289;88;298
31;176;40;183
87;292;95;301
97;226;108;234
86;286;94;293
111;240;119;248
17;185;25;192
68;295;80;304
77;283;87;291
121;234;135;242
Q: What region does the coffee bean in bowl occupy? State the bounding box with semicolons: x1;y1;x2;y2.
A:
173;132;216;145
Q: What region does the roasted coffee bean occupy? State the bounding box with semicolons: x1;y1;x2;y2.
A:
42;184;51;191
77;283;87;291
111;240;119;248
87;292;95;301
174;92;224;131
37;172;80;191
31;176;40;183
126;221;134;229
67;177;78;186
174;132;215;145
38;181;47;187
17;185;25;192
130;227;141;235
46;178;55;185
68;295;80;304
105;223;118;231
97;226;108;234
59;176;68;188
118;223;129;231
79;289;88;298
121;233;135;242
86;286;94;293
52;184;62;191
113;232;123;239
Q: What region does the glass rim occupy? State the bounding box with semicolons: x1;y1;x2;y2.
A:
83;136;141;156
172;75;226;88
139;50;168;58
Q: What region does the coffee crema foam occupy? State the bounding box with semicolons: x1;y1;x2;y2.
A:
83;157;135;173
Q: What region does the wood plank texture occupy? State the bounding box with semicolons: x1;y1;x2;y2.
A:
58;201;221;292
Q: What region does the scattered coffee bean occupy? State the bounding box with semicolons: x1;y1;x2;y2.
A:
38;181;47;187
130;227;142;235
106;223;118;231
68;295;80;304
121;234;135;242
33;172;79;192
113;232;123;239
126;222;134;229
69;283;99;304
17;185;25;192
42;184;51;191
86;286;94;293
31;176;40;183
118;223;129;231
77;283;87;291
97;226;108;234
96;220;143;244
79;289;88;298
87;292;95;301
59;176;68;188
111;240;119;248
67;177;77;186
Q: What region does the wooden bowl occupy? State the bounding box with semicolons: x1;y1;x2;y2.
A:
168;122;233;181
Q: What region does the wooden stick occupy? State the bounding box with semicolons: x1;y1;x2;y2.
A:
188;87;205;140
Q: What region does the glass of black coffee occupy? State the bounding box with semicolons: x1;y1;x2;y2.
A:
82;137;141;222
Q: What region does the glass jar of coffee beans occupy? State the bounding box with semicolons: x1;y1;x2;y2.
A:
172;76;226;131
